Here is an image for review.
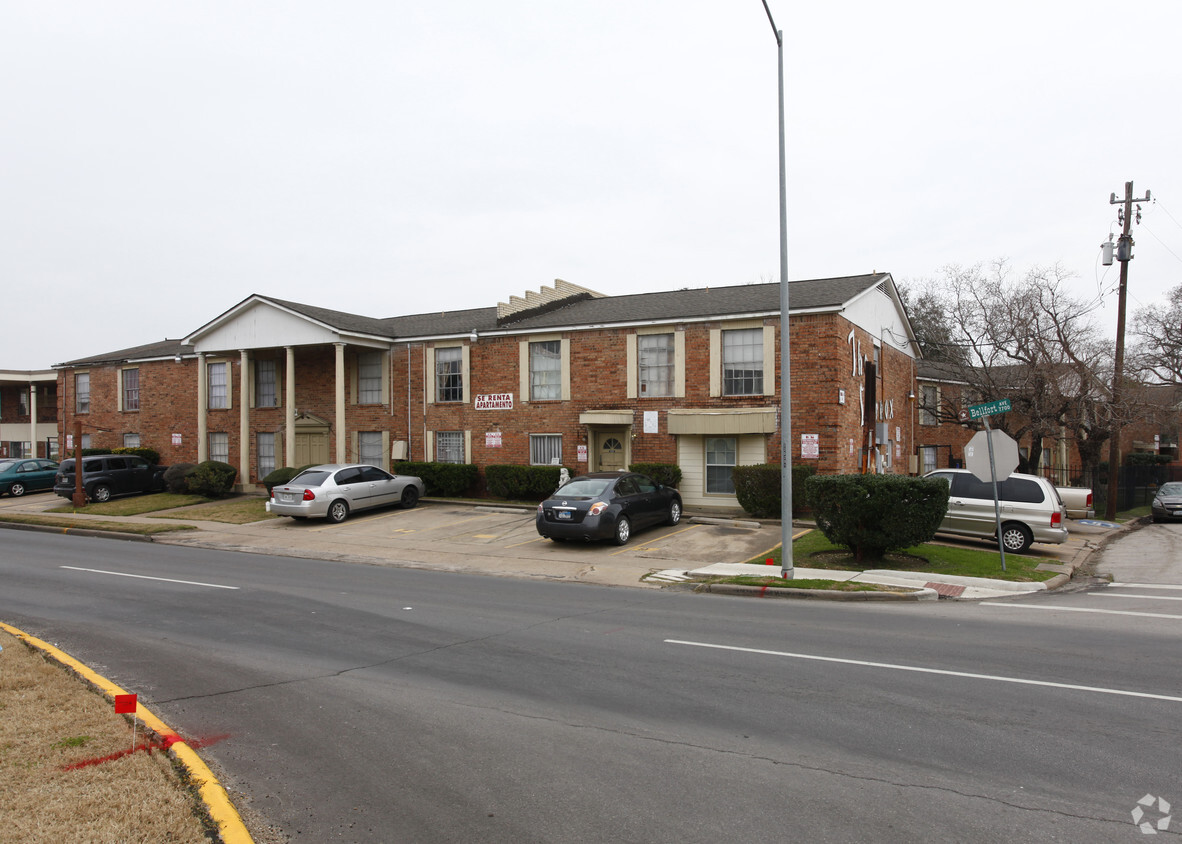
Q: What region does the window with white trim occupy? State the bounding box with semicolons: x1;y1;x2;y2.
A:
530;434;562;465
436;431;464;464
705;437;738;494
122;368;140;411
358;432;383;467
529;341;561;401
256;360;277;407
258;432;276;477
921;445;938;474
358;352;382;404
638;333;673;397
209;432;229;464
123;433;141;449
722;329;763;396
208;363;228;409
919;385;939;426
75;373;90;414
436;347;462;403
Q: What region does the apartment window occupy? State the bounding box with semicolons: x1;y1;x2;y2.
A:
258;432;276;477
530;434;562;465
358;352;382;404
436;431;464;464
19;389;29;417
722;329;763;396
209;432;229;464
123;433;141;449
123;368;140;411
705;437;738;494
75;373;90;413
920;385;939;426
638;334;674;397
256;360;277;407
80;434;91;449
529;341;561;401
436;347;462;403
921;446;938;474
208;363;228;409
358;432;383;467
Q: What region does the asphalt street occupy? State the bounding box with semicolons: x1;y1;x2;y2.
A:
3;527;1181;842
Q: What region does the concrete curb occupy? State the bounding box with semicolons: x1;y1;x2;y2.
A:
0;621;254;844
0;519;156;543
695;582;939;601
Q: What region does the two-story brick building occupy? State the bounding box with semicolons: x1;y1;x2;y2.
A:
0;370;58;459
55;273;919;510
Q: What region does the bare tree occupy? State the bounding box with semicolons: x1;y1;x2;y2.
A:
1131;282;1182;384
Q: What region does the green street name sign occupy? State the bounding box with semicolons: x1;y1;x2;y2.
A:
968;398;1012;419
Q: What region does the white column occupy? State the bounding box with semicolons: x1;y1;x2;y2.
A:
197;353;208;462
334;343;346;463
239;350;250;487
285;346;296;467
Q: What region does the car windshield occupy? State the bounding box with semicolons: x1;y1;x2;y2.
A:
0;461;14;472
1157;483;1182;496
290;470;331;487
554;478;613;498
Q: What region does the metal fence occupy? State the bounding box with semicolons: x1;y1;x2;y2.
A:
1036;463;1182;512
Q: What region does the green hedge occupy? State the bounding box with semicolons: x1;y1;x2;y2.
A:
162;463;196;494
732;463;816;518
184;461;238;499
393;461;478;497
628;463;682;488
805;473;949;563
484;464;564;501
112;446;161;465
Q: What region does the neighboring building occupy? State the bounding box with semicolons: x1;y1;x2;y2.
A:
55;274;919;510
0;370;58;459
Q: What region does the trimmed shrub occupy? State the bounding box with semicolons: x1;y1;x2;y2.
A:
184;461;238;499
805;473;949;563
262;466;302;495
163;463;196;494
732;463;816;518
393;461;478;497
484;464;564;501
628;463;682;488
112;446;161;465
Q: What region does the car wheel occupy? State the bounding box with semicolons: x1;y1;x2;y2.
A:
666;500;681;526
10;483;25;497
327;500;349;524
613;515;632;546
91;485;112;503
400;486;420;509
1000;522;1033;553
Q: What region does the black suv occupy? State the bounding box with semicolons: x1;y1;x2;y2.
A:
54;455;168;502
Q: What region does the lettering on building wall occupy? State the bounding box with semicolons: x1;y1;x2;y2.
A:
475;393;514;410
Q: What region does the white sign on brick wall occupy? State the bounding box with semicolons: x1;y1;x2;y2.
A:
801;433;819;459
475;393;513;410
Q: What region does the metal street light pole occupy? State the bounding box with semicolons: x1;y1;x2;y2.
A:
761;0;793;577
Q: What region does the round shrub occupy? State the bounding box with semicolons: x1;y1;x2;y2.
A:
163;463;196;494
185;461;238;499
263;466;301;495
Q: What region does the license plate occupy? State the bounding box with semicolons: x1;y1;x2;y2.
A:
281;493;293;502
556;510;572;520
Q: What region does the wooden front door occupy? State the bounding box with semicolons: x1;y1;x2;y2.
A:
295;432;329;466
596;430;626;472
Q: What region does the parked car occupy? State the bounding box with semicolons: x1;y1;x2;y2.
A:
536;471;682;546
924;469;1068;553
267;464;425;523
1151;482;1182;523
0;458;59;497
53;455;168;502
1055;485;1094;520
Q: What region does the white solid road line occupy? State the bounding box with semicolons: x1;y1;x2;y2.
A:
665;639;1182;703
980;602;1182;620
1109;583;1182;590
1095;592;1182;602
60;566;239;589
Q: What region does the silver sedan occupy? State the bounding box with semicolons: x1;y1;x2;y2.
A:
268;464;425;523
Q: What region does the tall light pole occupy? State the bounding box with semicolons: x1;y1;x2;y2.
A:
761;0;792;577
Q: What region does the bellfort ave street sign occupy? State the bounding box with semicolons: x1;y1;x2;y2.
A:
964;398;1012;420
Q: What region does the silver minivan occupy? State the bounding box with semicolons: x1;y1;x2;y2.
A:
924;469;1068;553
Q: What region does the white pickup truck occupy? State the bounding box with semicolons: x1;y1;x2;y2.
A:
1055;486;1094;520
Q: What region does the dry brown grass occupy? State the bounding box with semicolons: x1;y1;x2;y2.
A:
0;630;213;843
153;497;276;524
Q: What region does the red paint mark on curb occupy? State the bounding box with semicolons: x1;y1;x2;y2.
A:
62;733;230;771
926;582;966;598
760;585;769;597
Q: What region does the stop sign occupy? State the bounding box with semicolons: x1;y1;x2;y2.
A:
964;429;1019;482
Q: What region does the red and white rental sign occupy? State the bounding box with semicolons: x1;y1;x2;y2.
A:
475;393;513;410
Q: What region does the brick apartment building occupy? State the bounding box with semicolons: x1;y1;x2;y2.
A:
0;370;58;459
54;274;920;510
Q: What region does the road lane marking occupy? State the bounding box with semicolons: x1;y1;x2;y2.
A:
1110;583;1182;590
980;602;1182;620
665;639;1182;703
1095;593;1182;602
61;566;239;590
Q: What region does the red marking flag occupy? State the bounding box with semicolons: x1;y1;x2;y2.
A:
114;694;137;714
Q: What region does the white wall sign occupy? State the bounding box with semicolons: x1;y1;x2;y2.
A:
801;433;820;459
643;411;658;433
577;444;588;462
485;431;502;447
172;433;183;446
475;393;514;410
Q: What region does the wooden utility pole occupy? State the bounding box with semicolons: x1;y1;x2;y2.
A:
1104;180;1151;520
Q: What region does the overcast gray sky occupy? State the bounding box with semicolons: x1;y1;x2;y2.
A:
4;1;1180;369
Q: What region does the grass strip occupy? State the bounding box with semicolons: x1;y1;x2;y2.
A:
0;514;195;535
46;493;208;516
149;498;276;524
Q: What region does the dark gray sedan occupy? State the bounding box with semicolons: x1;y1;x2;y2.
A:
1151;481;1182;523
268;464;425;523
536;471;682;545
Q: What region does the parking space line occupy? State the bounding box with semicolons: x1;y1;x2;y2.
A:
751;527;813;562
505;536;548;548
625;523;703;554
